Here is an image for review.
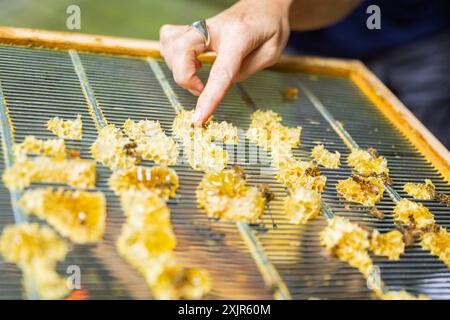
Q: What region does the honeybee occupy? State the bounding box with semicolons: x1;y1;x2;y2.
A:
367;147;379;158
305;165;321;177
434;192;450;205
232;165;246;180
282;87;299;101
259;183;277;229
396;218;439;247
422;223;440;234
352;174;380;194
396;222;416;247
352;171;393;186
369;207;384;220
259;183;275;203
67;149;80;158
381;172;393;186
403;228;415;247
351;174;363;183
123;140;138;157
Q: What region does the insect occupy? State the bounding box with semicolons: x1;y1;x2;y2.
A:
67;149;80;158
232;165;246;180
396;216;440;247
422;223;440;234
403;229;415;247
434;191;450;205
123;140;138;157
381;173;393;185
369;207;384;220
411;179;450;205
352;171;393;186
259;183;277;229
305;165;321;177
397;224;416;247
352;174;380;194
259;183;275;203
282;87;299;101
367;147;379;158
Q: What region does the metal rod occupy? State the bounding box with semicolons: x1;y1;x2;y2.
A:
149;59;291;299
235;83;258;111
234;81;397;296
1;44;446;299
69;50;107;129
0;80;38;300
298;82;402;203
237;221;292;300
147;59;184;114
236;82;335;220
0;82;26;224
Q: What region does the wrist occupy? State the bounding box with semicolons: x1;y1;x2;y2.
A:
278;0;293;11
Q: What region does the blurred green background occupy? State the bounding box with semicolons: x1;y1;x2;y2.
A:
0;0;234;40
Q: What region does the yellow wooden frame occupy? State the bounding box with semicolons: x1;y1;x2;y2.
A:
0;27;448;182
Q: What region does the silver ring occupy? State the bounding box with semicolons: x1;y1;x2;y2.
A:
188;19;210;47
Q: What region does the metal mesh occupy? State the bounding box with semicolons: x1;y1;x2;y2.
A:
241;70;450;299
0;44;448;299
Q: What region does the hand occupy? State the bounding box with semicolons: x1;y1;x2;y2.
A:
159;0;292;125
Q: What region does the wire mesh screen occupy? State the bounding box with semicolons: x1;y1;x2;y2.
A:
0;44;448;300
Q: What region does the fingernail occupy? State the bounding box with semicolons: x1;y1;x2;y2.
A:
192;108;202;123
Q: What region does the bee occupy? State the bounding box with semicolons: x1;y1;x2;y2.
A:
232;165;246;180
353;171;393;186
351;174;364;184
434;192;450;205
417;179;450;205
397;224;416;247
282;87;299;101
259;184;277;229
352;174;377;193
123;140;138;157
379;172;393;185
67;149;80;158
367;147;379;158
422;223;440;234
403;229;415;247
259;183;275;203
305;165;321;177
426;182;437;197
369;207;384;220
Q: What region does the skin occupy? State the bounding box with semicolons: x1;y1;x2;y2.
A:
160;0;362;125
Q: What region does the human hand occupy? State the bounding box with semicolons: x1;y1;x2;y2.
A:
159;0;292;125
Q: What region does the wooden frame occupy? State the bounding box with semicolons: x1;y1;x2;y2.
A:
0;27;449;182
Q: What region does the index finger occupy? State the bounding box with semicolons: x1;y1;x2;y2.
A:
192;44;247;125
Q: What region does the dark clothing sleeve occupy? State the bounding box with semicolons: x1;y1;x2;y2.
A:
366;29;450;148
287;0;450;148
288;0;450;59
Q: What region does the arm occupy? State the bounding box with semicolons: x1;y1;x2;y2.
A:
289;0;362;31
159;0;362;125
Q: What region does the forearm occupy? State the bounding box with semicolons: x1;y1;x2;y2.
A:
289;0;362;31
159;0;362;124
